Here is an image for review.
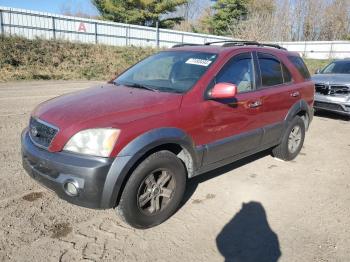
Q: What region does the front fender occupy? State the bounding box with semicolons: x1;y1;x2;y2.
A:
100;128;201;208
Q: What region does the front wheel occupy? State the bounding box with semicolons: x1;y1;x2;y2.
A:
116;151;186;229
272;116;305;161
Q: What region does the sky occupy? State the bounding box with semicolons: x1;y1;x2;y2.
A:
0;0;98;16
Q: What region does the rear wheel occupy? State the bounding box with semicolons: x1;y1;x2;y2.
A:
116;150;186;229
272;116;305;161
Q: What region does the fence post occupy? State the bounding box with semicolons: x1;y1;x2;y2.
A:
181;33;184;44
9;9;11;36
0;10;4;36
125;25;129;46
95;22;98;44
329;42;334;59
52;16;56;40
156;21;159;48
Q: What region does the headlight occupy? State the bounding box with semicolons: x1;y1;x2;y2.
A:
64;128;120;157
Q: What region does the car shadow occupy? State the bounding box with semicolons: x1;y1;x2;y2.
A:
181;149;271;207
314;110;349;121
216;201;281;262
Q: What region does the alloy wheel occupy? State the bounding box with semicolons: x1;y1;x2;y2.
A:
137;169;175;215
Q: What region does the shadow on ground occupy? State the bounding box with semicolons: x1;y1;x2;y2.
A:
216;201;281;262
182;150;271;206
179;150;281;261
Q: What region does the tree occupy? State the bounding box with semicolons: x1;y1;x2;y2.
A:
205;0;249;35
92;0;188;28
226;0;350;41
320;0;350;40
60;1;98;19
173;0;215;33
231;0;276;41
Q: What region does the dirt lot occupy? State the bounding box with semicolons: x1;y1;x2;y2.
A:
0;81;349;262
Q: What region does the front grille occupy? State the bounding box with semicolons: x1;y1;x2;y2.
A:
315;84;329;95
314;101;344;111
29;117;58;148
315;84;350;96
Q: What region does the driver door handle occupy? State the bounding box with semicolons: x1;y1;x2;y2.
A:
248;100;263;108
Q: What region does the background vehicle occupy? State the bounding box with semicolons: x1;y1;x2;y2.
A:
312;59;350;117
21;41;314;228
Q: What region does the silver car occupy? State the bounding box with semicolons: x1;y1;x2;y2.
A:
312;59;350;117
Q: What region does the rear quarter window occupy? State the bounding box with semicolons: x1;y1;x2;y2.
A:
288;56;311;79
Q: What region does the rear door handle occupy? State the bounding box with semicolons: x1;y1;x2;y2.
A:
248;100;262;108
290;91;300;97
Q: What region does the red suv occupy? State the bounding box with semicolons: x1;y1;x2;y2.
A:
21;41;314;228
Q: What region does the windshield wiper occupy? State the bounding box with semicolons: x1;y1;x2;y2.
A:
122;82;158;92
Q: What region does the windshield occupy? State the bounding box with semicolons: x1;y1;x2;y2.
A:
321;61;350;74
115;51;217;93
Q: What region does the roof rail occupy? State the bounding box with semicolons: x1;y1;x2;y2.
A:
204;40;287;50
204;40;259;46
172;43;201;48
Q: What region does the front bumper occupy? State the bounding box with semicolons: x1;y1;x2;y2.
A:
314;93;350;116
21;129;114;209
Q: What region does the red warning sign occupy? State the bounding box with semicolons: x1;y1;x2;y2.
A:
78;22;87;32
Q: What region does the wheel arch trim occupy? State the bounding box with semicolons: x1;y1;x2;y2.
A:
100;127;201;208
284;99;313;130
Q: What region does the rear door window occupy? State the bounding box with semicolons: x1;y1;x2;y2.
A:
282;63;292;83
258;53;284;87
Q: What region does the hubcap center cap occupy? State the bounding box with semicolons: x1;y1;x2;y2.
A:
152;186;160;196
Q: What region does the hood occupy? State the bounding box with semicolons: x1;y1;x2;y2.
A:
33;84;183;130
312;74;350;85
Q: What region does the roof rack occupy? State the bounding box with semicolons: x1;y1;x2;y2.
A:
204;40;259;46
172;43;201;48
204;40;287;50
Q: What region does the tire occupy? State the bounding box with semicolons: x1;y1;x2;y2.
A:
272;116;305;161
116;150;186;229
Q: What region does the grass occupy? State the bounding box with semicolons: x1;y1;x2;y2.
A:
0;36;332;82
0;36;157;82
304;58;331;75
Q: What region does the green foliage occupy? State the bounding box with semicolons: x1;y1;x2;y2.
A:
0;36;332;82
206;0;249;35
304;59;332;75
0;36;157;82
92;0;188;28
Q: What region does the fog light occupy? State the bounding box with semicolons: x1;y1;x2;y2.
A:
64;181;79;196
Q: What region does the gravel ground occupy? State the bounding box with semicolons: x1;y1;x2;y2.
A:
0;81;349;262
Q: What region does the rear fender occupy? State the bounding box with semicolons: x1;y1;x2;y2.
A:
284;99;313;131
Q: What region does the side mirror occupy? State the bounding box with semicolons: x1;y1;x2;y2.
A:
209;82;237;99
315;68;321;74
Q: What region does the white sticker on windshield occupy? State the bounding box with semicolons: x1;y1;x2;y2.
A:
185;58;212;67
